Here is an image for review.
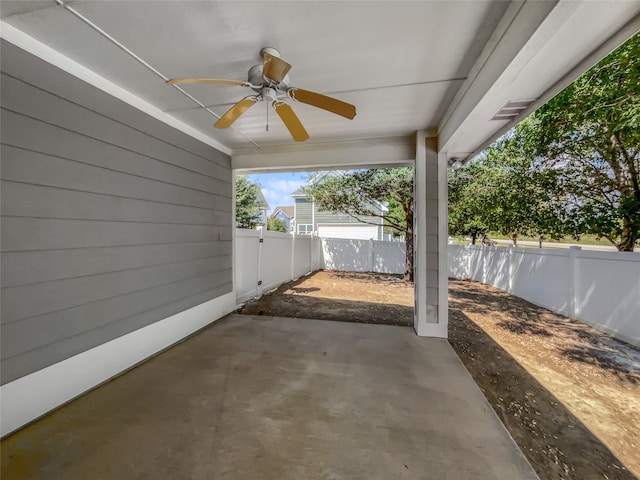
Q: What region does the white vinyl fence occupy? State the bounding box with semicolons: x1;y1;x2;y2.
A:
235;228;323;303
448;244;640;347
321;237;406;274
236;230;639;345
235;230;406;303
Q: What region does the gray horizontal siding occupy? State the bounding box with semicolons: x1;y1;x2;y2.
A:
0;42;233;384
1;284;231;386
1;181;231;226
1;217;224;251
0;73;230;182
1;110;231;197
2;256;231;322
0;40;225;166
315;210;382;225
295;198;313;225
1;142;227;210
2;271;232;359
2;242;232;288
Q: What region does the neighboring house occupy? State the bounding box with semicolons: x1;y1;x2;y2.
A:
291;188;387;240
270;206;294;232
256;188;269;226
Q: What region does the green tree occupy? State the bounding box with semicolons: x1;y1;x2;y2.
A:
448;162;490;244
481;136;570;246
267;217;287;233
448;136;570;246
521;32;640;251
304;168;415;281
235;175;263;229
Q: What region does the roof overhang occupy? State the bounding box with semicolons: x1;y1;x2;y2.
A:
1;1;638;170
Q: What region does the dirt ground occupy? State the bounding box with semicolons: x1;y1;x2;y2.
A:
239;271;640;480
240;270;414;326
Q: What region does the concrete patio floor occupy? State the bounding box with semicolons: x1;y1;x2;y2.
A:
1;314;537;479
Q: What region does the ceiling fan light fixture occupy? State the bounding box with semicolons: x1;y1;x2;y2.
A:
260;86;278;103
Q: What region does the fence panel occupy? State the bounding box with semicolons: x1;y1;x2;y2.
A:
293;235;312;279
321;238;372;272
510;248;570;315
448;244;639;346
235;229;260;302
235;229;322;303
483;247;510;291
260;230;294;293
574;250;640;346
448;244;470;279
373;240;405;274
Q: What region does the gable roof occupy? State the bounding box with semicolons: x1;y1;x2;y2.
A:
271;206;294;219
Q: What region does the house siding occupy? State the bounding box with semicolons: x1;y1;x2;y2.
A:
293;195;384;238
0;41;233;384
314;210;381;226
295;198;313;225
273;211;291;231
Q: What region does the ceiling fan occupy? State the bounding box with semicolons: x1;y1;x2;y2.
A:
166;47;356;142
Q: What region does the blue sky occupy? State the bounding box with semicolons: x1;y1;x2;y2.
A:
247;171;310;213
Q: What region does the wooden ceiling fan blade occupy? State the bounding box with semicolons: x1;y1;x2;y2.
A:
263;53;292;84
214;96;259;129
273;101;309;142
166;78;247;86
288;88;356;119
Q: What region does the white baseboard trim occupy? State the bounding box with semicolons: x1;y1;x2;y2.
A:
1;292;236;437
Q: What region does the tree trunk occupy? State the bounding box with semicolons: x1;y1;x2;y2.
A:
511;233;518;247
617;221;637;251
404;225;414;282
471;233;477;245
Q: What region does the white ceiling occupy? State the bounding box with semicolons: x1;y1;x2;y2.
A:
2;0;639;165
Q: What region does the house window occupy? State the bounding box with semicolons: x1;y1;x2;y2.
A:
297;224;313;235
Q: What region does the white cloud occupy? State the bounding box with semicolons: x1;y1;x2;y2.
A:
249;173;308;213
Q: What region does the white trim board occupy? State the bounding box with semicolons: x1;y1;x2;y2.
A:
0;21;232;156
0;292;236;438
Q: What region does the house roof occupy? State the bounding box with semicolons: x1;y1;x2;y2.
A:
271;206;294;219
290;188;306;198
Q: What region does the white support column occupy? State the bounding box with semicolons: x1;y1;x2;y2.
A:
414;132;448;338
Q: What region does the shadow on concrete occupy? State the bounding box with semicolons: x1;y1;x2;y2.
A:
448;306;636;480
